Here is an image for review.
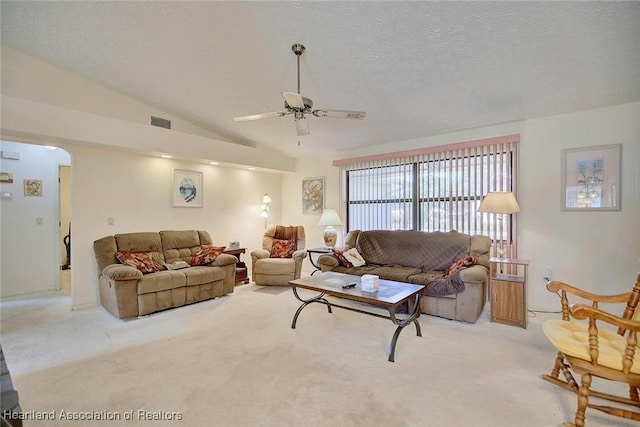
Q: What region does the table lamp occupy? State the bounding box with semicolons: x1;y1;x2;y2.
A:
477;191;520;258
318;209;343;248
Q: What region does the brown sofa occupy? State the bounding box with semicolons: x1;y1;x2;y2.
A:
317;230;491;323
93;230;237;319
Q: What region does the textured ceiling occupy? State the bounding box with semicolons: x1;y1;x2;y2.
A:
2;1;639;158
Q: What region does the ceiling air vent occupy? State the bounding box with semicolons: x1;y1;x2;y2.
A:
151;116;171;129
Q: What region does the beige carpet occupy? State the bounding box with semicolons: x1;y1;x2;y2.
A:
0;283;636;427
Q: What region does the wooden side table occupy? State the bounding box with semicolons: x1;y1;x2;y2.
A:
489;257;530;329
223;248;249;285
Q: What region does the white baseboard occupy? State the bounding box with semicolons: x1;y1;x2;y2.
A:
71;301;99;311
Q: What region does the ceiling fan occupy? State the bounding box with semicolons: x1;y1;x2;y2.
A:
233;43;366;137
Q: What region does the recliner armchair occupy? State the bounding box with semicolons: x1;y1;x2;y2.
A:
251;225;307;286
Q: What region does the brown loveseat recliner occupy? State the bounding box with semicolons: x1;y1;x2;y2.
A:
93;230;237;319
251;225;307;286
317;230;491;323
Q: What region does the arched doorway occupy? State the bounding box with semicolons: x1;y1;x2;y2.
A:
0;141;71;298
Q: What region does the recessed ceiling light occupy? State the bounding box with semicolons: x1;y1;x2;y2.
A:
209;161;219;165
248;167;256;171
160;154;172;159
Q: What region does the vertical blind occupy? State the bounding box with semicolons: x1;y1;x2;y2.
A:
335;135;520;258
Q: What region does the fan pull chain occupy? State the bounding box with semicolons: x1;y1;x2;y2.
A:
297;52;301;94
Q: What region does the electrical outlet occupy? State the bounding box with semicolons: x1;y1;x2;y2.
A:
36;217;43;225
108;217;114;225
543;266;552;280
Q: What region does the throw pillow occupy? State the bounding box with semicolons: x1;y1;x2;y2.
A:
115;251;157;274
342;248;366;267
332;248;354;268
445;255;478;278
191;245;226;266
164;260;190;270
270;239;296;258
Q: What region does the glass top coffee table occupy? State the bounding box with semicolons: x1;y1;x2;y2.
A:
288;272;424;362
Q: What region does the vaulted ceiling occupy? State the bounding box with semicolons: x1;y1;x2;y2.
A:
2;1;639;158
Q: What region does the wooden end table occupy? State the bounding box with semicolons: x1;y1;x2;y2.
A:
223;247;250;285
489;257;530;328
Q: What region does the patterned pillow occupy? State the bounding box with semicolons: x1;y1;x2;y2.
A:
332;248;354;268
115;251;157;273
342;248;366;267
191;245;226;266
445;256;478;278
270;239;296;258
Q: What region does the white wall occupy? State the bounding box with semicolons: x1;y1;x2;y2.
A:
0;142;71;296
519;104;640;311
1;45;295;173
281;103;640;311
71;145;282;309
1;45;240;144
282;157;343;250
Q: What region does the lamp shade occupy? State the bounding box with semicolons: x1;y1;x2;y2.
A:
477;192;520;214
318;209;343;226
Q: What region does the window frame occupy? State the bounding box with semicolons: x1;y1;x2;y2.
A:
336;134;520;258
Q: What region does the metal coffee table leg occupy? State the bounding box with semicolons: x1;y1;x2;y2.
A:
387;293;422;362
290;286;332;329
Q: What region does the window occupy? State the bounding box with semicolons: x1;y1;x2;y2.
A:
347;163;414;231
336;135;519;257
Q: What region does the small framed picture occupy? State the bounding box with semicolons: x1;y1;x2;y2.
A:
302;177;324;214
561;144;621;211
24;179;43;197
0;172;13;183
172;169;203;208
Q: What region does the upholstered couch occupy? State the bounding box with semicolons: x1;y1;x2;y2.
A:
93;230;237;319
317;230;491;323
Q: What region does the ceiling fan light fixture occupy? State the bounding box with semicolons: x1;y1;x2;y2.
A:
233;43;366;138
295;117;309;136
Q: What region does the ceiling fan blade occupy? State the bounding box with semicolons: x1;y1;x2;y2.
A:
281;92;306;109
312;109;367;120
233;111;289;122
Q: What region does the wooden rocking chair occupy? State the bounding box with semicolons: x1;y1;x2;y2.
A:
541;272;640;426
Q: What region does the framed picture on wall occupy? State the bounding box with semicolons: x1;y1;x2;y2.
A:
172;169;203;208
24;179;43;196
561;144;621;211
302;177;324;214
0;172;13;183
